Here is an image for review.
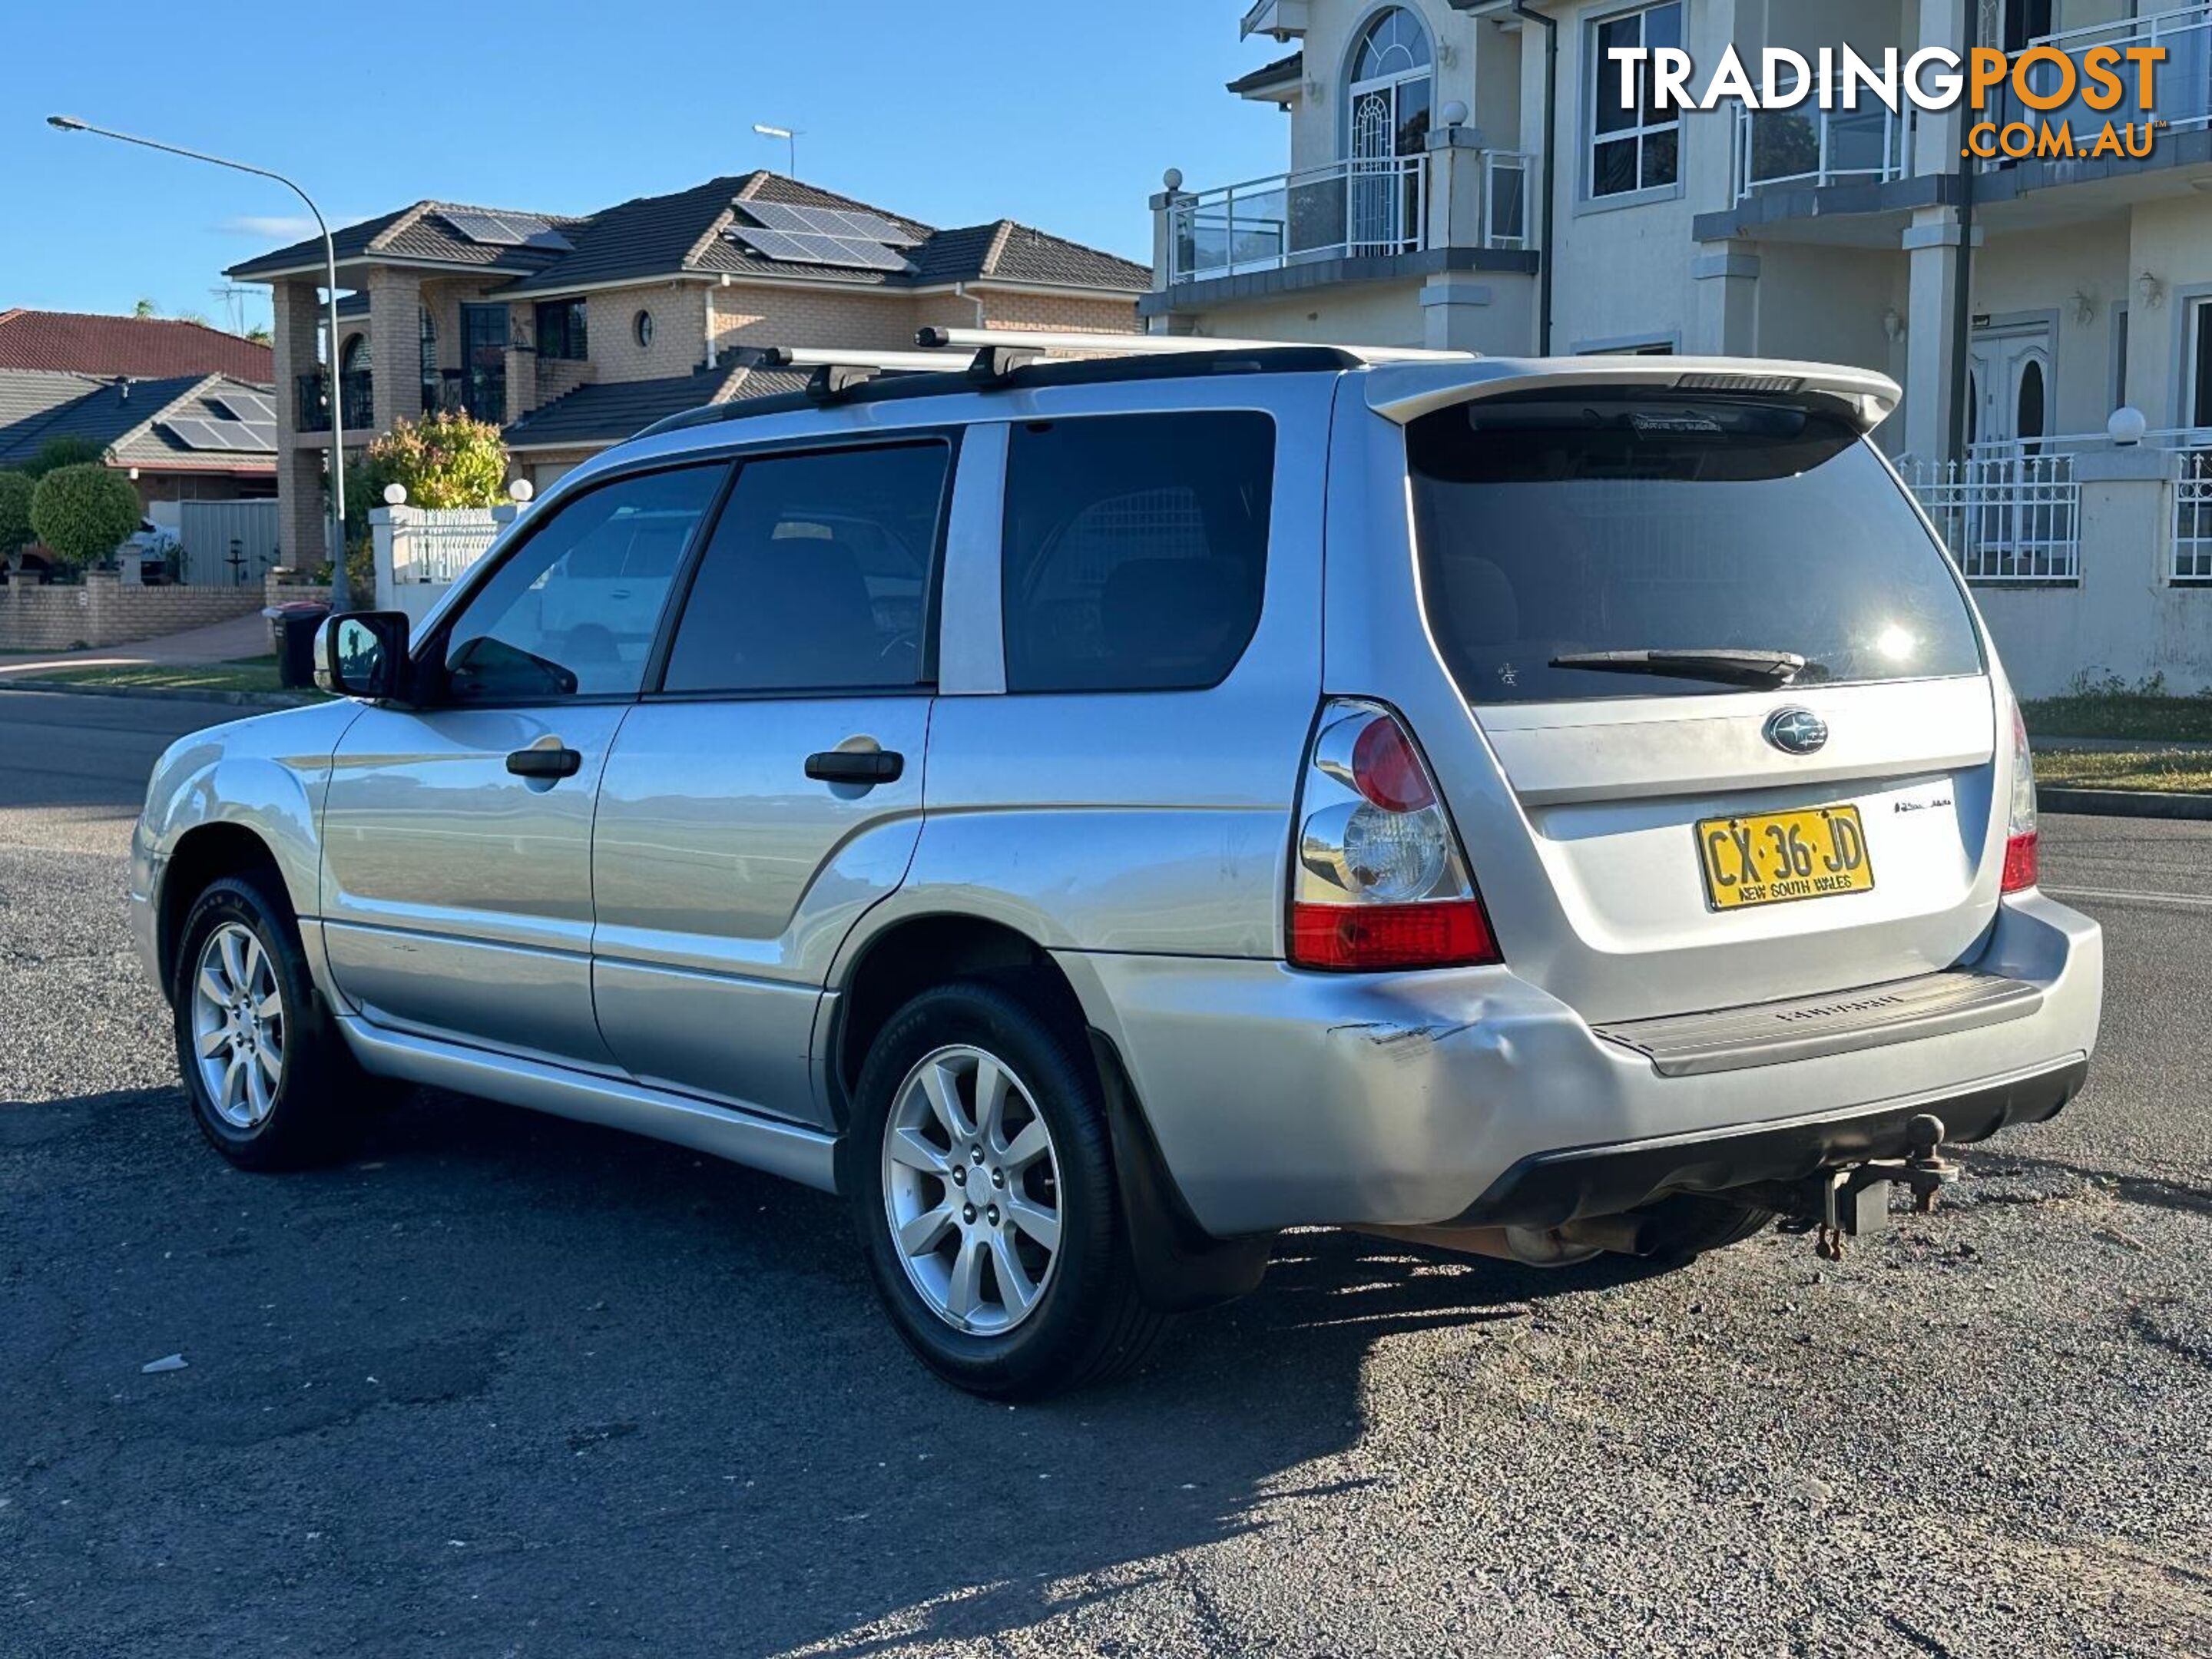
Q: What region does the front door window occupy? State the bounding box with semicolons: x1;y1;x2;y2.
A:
460;303;508;425
1346;7;1432;251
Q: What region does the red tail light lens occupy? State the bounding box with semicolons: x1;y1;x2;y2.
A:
1349;716;1435;812
1288;699;1500;972
2001;696;2038;894
1291;899;1497;971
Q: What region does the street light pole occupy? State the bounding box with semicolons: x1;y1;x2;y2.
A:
47;115;353;610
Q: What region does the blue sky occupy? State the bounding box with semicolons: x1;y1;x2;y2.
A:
4;0;1290;334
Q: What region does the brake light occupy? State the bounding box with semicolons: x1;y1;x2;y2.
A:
2002;695;2038;893
1288;699;1499;971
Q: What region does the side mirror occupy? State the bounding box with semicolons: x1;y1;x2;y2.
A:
315;611;411;700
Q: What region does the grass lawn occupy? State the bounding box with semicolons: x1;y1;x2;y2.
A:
2021;692;2212;743
2035;748;2212;794
26;655;313;697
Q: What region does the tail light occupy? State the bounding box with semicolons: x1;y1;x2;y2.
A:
1288;699;1500;971
2002;695;2039;893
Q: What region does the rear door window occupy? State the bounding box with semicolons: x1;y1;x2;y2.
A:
1406;393;1983;704
1000;412;1273;693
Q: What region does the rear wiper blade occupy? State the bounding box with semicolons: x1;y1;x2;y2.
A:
1547;647;1810;687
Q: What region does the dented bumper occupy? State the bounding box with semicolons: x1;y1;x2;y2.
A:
1055;891;2102;1237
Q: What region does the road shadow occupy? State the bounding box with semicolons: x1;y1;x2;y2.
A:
2;1082;1678;1657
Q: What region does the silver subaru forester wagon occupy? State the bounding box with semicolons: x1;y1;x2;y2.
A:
131;336;2102;1397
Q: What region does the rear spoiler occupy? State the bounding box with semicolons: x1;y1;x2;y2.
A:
1361;355;1900;434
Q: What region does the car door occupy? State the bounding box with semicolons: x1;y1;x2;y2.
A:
319;462;727;1067
589;436;954;1124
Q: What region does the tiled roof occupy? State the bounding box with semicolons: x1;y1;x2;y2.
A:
0;370;277;470
503;361;814;450
225;202;587;280
498;175;763;296
1228;50;1303;96
0;310;273;380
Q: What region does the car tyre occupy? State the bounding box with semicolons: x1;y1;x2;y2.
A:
849;979;1167;1399
171;872;369;1171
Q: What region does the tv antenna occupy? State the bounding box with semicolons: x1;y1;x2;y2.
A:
753;123;803;177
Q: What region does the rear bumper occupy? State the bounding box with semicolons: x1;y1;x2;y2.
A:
1454;1054;2086;1230
1055;890;2102;1237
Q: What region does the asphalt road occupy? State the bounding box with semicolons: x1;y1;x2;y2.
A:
3;687;2208;1658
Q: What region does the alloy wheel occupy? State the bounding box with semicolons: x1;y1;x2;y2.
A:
881;1044;1064;1336
188;921;286;1130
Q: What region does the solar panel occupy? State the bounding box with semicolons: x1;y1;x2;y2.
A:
209;393;275;424
729;225;836;266
818;235;909;271
738;201;818;236
816;207;919;247
161;416;276;453
441;209;573;251
739;200;920;250
729;224;911;273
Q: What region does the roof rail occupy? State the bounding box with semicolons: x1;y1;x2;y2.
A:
760;346;959;374
913;325;1469;364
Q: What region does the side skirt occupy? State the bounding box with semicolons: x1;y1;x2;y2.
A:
337;1015;839;1194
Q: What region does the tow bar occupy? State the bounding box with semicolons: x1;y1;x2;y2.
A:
1796;1113;1960;1260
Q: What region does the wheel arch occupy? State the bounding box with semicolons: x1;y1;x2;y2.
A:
827;909;1271;1313
157;822;293;993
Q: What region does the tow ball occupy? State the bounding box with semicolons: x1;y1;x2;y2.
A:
1801;1114;1959;1261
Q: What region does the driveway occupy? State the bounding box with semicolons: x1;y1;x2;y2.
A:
2;687;2208;1657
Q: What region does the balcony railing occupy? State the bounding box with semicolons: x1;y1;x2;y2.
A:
1986;2;2212;156
1166;150;1545;290
1732;93;1914;200
2147;428;2212;582
295;369;373;434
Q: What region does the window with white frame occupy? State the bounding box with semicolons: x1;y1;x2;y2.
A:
1588;1;1683;199
2190;297;2212;431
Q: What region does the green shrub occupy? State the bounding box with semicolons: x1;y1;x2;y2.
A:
0;471;33;556
25;436;105;479
341;410;510;559
28;464;142;570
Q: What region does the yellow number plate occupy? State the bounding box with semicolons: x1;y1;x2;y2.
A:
1695;805;1875;912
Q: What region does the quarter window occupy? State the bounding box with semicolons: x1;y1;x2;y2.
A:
1000;412;1274;694
1589;2;1682;199
441;465;724;701
660;442;950;694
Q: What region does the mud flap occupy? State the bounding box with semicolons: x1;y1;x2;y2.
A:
1089;1030;1273;1313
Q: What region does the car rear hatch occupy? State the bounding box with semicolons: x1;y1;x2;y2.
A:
1367;359;2005;1025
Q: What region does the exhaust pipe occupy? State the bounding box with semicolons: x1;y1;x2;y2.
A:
1359;1213;1655;1267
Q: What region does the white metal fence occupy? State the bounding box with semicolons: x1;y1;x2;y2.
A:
2174;445;2212;582
1904;449;2081;582
390;507;505;585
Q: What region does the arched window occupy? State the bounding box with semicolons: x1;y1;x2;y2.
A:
1350;5;1432;86
1345;8;1432;252
339;333;369;375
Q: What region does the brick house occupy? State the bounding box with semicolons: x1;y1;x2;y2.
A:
0;369;277;511
227;172;1148;557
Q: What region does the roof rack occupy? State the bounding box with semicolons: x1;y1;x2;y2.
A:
634;331;1416;438
915;325;1467;364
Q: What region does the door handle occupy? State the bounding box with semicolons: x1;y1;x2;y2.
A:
805;749;904;785
507;746;582;780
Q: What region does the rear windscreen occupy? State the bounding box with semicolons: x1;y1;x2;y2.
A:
1406;393;1982;704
